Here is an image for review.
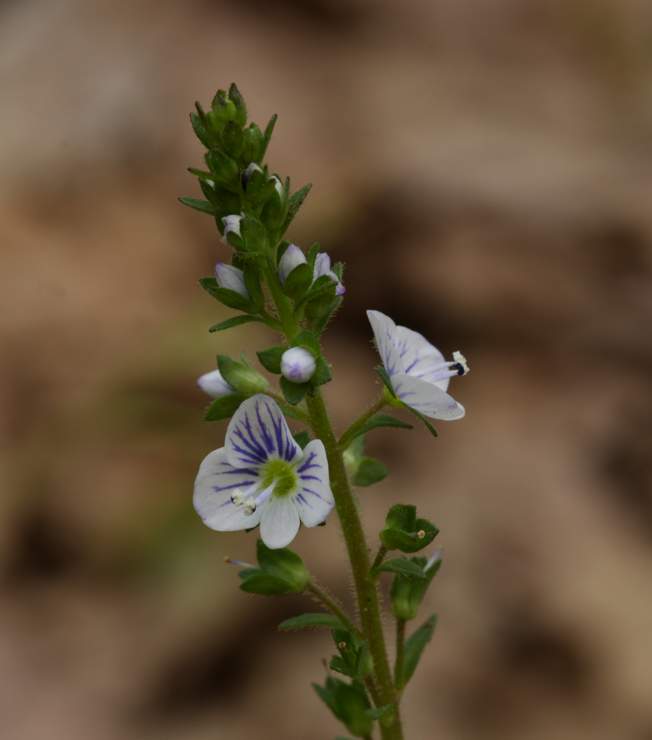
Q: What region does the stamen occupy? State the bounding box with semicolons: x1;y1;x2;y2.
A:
224;556;255;569
452;351;470;376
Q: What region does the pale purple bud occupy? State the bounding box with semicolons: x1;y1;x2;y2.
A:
197;369;234;399
278;244;307;284
215;263;249;299
221;214;242;244
281;347;316;384
313;251;345;296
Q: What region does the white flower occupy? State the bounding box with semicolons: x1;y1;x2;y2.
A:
221;214;242;243
313;252;345;296
194;394;334;549
197;369;234;399
281;347;316;383
215;262;249;299
367;310;469;421
278;244;307;284
242;162;263;188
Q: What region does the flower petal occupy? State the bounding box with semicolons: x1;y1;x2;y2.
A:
225;394;302;468
366;310;403;377
197;368;234;398
193;448;262;531
391;373;465;420
279;244;307;284
293;440;334;527
393;325;450;391
260;496;300;549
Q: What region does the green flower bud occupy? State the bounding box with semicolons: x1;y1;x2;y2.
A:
217;355;268;396
241;123;265;163
390;551;442;621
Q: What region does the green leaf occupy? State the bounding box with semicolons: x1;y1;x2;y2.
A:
178;196;215;215
293;430;311;449
255;540;309;591
261;113;278;160
204;394;244;421
239;572;298;596
312;356;333;387
398;615;438;688
312;296;342;335
208;315;263;333
380;504;439;553
283;182;312;231
374;365;395;395
217;355;268;395
241;216;268;253
372;557;428;580
293;329;321;355
257;345;285;374
280;376;310;405
278;613;345;632
283;263;313;301
199;278;252;311
353;457;388;487
243;264;264;311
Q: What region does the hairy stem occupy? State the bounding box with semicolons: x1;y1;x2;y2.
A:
306;581;360;637
394;618;406;694
338;395;387;450
371;545;388;572
306;390;404;740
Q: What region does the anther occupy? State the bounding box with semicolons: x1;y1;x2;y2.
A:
337;641;347;650
416;529;426;539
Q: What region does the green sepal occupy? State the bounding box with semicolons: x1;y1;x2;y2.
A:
408;408;439;438
178;196;215;215
283;182;312;231
283;262;313;301
397;615;438;689
380;504;439;553
312;296;342;335
238;540;309;596
205;148;239;187
330;629;372;681
278;613;345;631
280;376;310;405
242;122;265;163
204;394;244;421
221;120;243;158
241;216;269;253
312;677;373;738
293;430;311;449
199;278;251;311
374;365;395;395
257;346;285;374
208;315;263;333
372;557;428;579
217;355;268;395
190;108;211;148
227;82;247;127
312;356;333;387
261;113;278;161
390;554;442;621
352;457;388;487
243;264;264;311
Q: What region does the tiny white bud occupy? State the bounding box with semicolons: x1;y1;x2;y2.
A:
221;214;242;243
215;263;249;300
242;162;263;189
313;251;345;296
270;175;284;199
281;347;316;384
197;368;234;399
278;244;307;284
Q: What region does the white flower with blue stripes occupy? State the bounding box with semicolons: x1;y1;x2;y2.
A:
367;310;469;421
194;394;334;549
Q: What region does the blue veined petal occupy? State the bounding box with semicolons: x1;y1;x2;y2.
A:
193;448;262;531
393;325;449;391
392;373;465;421
260;496;300;549
366;310;404;377
294;439;334;527
225;394;301;468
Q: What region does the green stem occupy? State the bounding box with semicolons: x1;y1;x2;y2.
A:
265;391;310;423
306;581;360;637
338;395;387;450
394;619;406;694
371;545;388;572
306;390;403;740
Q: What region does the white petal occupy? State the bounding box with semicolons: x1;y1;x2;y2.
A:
391;373;465;421
281;347;316;383
393;325;449;391
260;496;300;549
225;394;302;468
193;448;262;531
278;244;307;284
294;439;334;527
197;369;234;398
366;310;403;377
215;263;249;299
313;252;332;278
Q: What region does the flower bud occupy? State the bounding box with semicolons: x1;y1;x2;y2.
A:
281;347;316;384
313;251;345;296
241;162;263;190
197;369;235;399
215;263;249;300
218;355;269;396
390;550;442;621
278;244;307;284
221;214;243;248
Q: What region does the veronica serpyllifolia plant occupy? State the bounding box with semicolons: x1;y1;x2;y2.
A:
180;84;469;740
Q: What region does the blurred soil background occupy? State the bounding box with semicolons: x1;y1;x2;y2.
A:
1;1;651;738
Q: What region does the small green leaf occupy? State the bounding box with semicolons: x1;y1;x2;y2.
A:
353;457;388;487
407;408;438;438
280;376;309;405
283;182;312;231
278;613;345;632
208;315;263;333
178;196;215;215
257;346;285;374
241;216;268;253
217;355;268;395
204;394;244;421
398;615;438;688
243;265;264;311
284;262;313;301
261;113;278;160
199;278;252;311
312;356;333;387
372;557;428;580
293;329;321;355
293;430;311;449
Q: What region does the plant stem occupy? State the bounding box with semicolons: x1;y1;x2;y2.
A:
265;391;310;423
306;390;404;740
306;581;360;637
371;545;388;572
338;395;387;449
394;618;406;693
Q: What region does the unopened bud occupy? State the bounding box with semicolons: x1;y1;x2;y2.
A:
281;347;316;384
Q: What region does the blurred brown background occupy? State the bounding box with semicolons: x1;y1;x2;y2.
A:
1;1;651;738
